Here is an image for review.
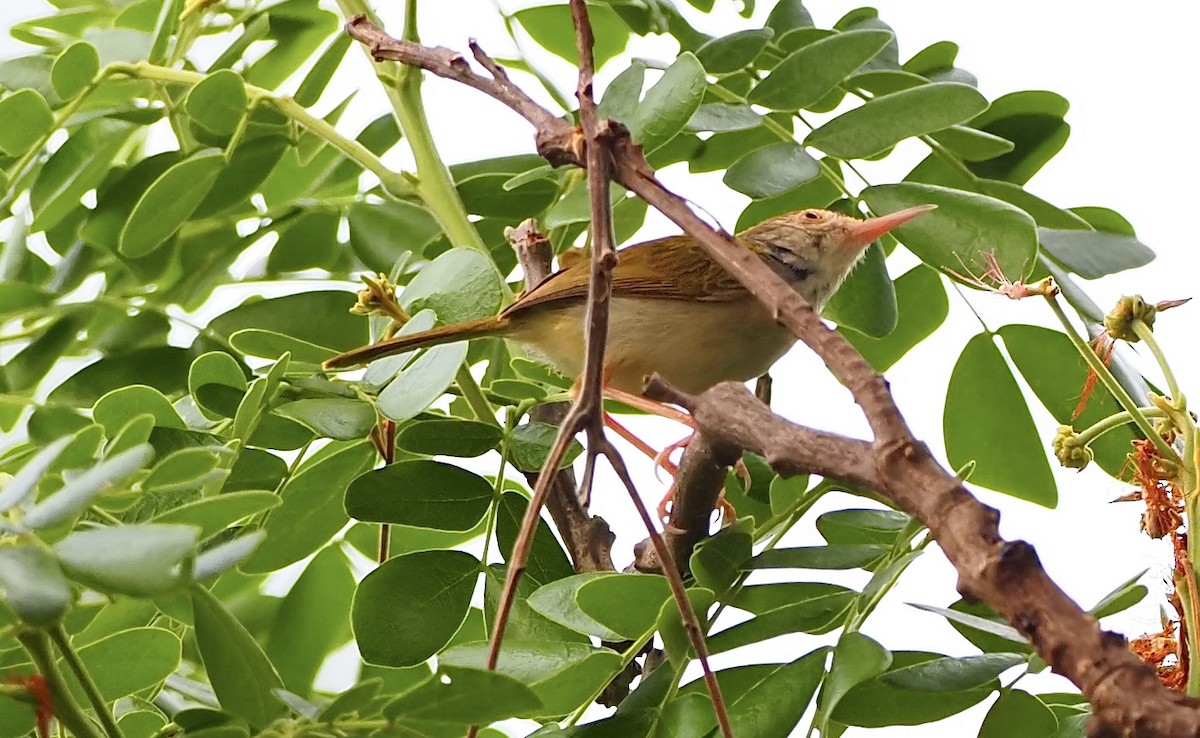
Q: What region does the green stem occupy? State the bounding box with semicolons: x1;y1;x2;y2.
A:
562;631;657;727
1043;295;1176;461
333;0;488;255
16;630;105;738
48;626;123;738
1132;319;1183;406
1074;408;1167;447
920;135;980;185
107;62;417;198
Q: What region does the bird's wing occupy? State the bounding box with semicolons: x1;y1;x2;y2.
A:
504;235;749;319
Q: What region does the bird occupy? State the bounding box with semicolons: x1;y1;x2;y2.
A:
323;205;935;396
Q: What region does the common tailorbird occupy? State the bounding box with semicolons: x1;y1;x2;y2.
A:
324;205;935;397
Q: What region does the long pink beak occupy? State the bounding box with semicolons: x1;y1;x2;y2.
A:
846;204;937;246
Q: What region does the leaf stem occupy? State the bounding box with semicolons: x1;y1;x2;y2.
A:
1043;294;1176;460
1074;408;1167;447
15;629;105;738
1132;320;1182;406
47;626;124;738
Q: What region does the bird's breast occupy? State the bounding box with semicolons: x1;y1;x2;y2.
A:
508;297;794;395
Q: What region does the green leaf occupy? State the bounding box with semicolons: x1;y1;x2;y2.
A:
93;385;185;436
1038;228;1154;279
597;61;645;125
69;627;181;702
945;333;1057;505
209;291;366;352
629;52;706;153
695;29;774;74
574;574;671;640
816;508;910;546
274;398;376;440
397;418;504;457
191;585;286;728
999;324;1137;477
690;521;752;598
182;69;246;137
193;532;265;580
686;103;763;133
0;89;53;156
440;641;621;718
679;650;829;738
822;633;892;721
51;41;99;99
527;573;626;641
749;29;892;111
0;436;71;513
55;524;200;596
243;441;374;573
294;34;351;107
823;240;896;337
927;125;1015;162
495;493;575;587
244;0;338;90
507;422;583;472
968;90;1070;185
1088;569;1149;619
751;544;890;571
23;445;154;530
979;690;1058;738
31;118;136;232
144;447;227;494
400;248;504;325
840;265;948;371
265;547;356;694
861;182;1038;280
120;150;226;257
881;653;1025;691
514;4;628;68
376;341;469;423
347;201;441;274
831;651;997;727
353;550;479;667
151;491;280;539
0;546;72;624
229;329;335;365
908;603;1027;650
381;665;542;726
723;142;819;198
194;135;290;217
807;83;988;159
345;460;492;531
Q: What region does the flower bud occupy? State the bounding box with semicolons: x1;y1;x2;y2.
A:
1053;425;1092;470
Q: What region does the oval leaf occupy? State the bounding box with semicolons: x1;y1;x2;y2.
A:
944;333;1056;505
55;524;200;596
807;83;988;159
345;460;492;531
861;182;1038;280
629;52;706;153
353;550;479;667
120;150;226;257
750;29;892;111
723;142;820;198
185;69;248;136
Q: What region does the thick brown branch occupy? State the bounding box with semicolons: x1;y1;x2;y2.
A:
661;380;1200;738
345;18;1200;737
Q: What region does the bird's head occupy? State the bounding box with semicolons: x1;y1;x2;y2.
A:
741;205;935;307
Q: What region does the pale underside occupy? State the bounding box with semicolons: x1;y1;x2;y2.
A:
505;296;795;395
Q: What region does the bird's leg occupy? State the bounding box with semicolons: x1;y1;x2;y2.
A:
603;412;678;476
601;386;696;427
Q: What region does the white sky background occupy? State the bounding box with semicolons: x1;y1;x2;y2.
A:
4;0;1200;735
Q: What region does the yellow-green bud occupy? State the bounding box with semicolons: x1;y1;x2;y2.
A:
1104;295;1156;342
1053;425;1093;470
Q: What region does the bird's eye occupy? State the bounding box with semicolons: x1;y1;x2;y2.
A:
803;210;820;220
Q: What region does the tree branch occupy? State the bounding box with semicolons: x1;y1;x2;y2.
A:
344;16;1200;737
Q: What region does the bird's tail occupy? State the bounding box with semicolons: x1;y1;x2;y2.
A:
323;315;511;369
